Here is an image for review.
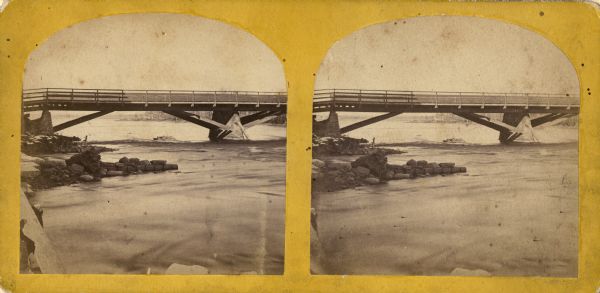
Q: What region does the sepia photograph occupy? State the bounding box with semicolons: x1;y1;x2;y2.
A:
19;13;286;275
310;16;579;277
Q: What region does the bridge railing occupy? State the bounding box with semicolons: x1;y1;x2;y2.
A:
22;88;288;107
314;89;579;108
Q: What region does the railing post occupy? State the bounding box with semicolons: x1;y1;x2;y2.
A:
481;92;485;109
191;91;195;107
546;94;550;110
145;90;149;107
503;93;507;109
213;91;217;107
384;90;388;106
332;89;336;109
71;88;74;102
95;89;99;104
434;92;438;108
525;93;529;109
458;92;462;109
235;91;239;107
256;91;260;108
121;90;124;105
168;90;172;107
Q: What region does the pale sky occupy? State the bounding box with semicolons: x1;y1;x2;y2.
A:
24;13;286;92
316;16;579;95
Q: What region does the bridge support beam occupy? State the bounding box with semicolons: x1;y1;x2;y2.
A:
455;112;575;144
340;112;402;134
53;111;113;133
164;110;283;142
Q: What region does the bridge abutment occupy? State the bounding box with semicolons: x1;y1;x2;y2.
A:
23;109;54;135
313;110;341;137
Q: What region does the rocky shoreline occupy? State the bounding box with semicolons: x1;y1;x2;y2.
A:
312;135;468;193
22;149;179;190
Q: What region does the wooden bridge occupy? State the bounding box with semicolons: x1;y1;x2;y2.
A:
22;88;579;143
313;89;579;143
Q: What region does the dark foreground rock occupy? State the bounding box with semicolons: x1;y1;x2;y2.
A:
22;134;113;155
23;149;179;190
312;150;467;193
313;135;404;156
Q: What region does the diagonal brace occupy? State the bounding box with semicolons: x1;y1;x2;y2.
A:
163;110;226;130
53;111;113;132
530;113;571;127
340;112;402;134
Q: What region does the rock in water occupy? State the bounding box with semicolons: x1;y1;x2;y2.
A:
363;177;380;185
351;150;388;178
151;160;167;165
165;263;209;275
312;159;326;168
352;166;371;178
79;174;94;182
326;160;352;171
69;163;85;174
164;163;178;170
66;149;102;176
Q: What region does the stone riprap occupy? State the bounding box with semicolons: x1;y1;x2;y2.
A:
312;150;467;192
23;149;178;190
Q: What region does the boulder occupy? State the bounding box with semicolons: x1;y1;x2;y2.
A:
352;166;370;178
106;170;124;176
385;170;395;180
79;174;94;182
65;149;102;175
393;173;410;180
326;160;352;171
39;158;66;168
69;163;85;174
151;160;167;165
128;158;140;164
363;177;380;185
139;160;150;166
164;163;178;170
352;150;388;178
416;160;428;167
153;165;164;171
406;159;416;166
118;157;129;164
312;159;326;168
439;162;455;168
165;263;209;275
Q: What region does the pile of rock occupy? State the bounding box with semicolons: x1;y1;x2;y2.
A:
312;135;404;156
312;150;467;192
21;134;113;155
100;157;178;177
23;149;179;190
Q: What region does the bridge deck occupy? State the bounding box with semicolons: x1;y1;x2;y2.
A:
313;89;580;114
23;88;580;114
22;88;288;112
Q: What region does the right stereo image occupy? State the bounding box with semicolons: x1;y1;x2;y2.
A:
310;16;579;277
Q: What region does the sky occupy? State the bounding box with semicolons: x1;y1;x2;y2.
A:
316;16;579;95
24;13;286;92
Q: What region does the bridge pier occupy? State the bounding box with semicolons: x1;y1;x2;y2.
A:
455;112;574;144
208;111;235;142
23;109;53;135
164;109;283;142
313;110;341;137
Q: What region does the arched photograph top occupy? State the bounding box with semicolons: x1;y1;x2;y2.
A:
311;16;579;277
20;13;287;275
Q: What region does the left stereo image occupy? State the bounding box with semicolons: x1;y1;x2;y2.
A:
19;13;287;275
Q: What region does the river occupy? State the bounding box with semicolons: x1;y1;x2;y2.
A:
311;112;578;277
29;114;286;274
